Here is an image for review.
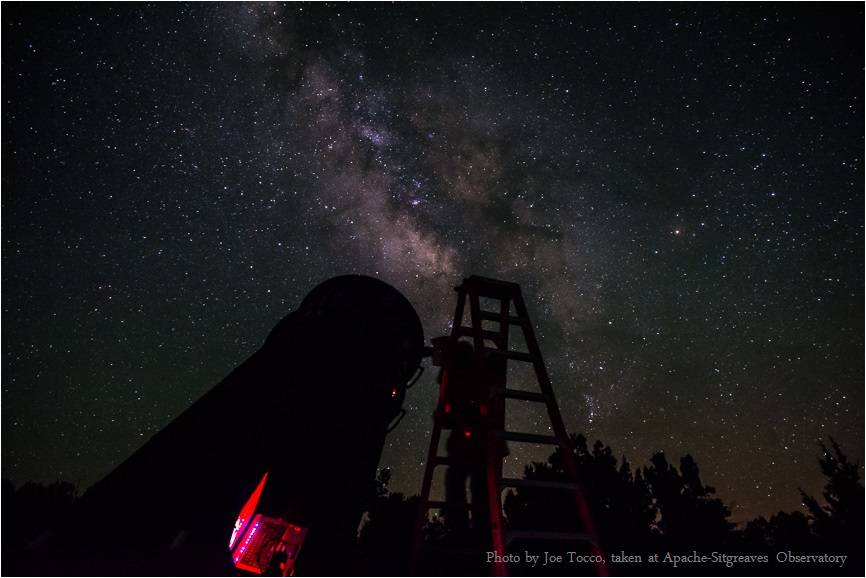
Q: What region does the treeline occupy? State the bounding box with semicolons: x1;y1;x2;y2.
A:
358;436;863;576
2;479;79;550
3;437;861;576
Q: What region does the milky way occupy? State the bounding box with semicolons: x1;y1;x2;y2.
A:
3;3;863;523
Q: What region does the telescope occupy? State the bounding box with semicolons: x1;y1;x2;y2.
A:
45;275;425;575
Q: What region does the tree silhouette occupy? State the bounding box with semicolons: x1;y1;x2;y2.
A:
505;434;657;557
10;434;857;576
800;438;864;542
799;438;864;573
501;434;738;575
740;510;814;554
1;479;79;549
730;438;863;576
356;468;420;576
642;452;733;551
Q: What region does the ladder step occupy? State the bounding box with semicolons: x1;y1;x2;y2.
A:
484;347;536;362
495;431;563;445
489;387;550;403
499;477;582;491
504;530;596;544
478;310;525;325
454;326;503;342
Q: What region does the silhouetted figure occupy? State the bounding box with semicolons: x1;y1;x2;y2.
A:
433;338;508;543
437;340;485;536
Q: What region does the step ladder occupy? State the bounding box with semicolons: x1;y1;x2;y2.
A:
409;276;606;576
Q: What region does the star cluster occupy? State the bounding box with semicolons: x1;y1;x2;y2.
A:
3;3;862;523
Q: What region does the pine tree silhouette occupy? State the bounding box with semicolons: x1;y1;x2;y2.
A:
799;437;864;574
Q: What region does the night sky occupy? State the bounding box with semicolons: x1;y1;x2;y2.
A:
3;3;863;525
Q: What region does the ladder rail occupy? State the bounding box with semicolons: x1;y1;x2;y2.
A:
408;367;450;570
467;279;509;577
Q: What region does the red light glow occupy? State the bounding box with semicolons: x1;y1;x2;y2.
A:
229;472;268;549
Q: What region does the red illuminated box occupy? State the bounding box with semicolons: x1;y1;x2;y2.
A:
229;473;308;576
